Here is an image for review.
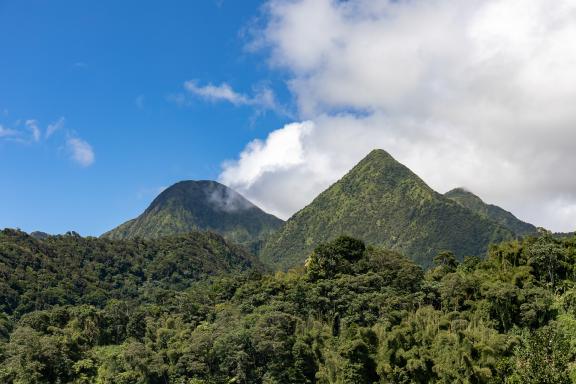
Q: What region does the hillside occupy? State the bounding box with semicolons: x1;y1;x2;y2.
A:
103;180;283;249
260;149;514;269
444;187;537;236
0;228;259;316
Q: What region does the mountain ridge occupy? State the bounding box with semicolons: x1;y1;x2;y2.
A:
444;187;537;236
260;149;515;269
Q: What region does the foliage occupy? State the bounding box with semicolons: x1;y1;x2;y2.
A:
1;231;576;383
0;228;259;316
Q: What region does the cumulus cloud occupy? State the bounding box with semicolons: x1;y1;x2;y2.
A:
66;137;95;167
221;0;576;231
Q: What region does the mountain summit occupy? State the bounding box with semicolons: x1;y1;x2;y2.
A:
260;149;514;269
444;188;537;236
103;180;283;247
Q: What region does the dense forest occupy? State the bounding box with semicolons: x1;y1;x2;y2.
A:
1;228;575;383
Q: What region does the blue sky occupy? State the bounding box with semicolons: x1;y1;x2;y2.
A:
2;0;575;234
0;0;290;235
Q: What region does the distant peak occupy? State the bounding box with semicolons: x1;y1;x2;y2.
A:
150;179;254;213
365;148;394;160
446;187;474;195
445;187;484;204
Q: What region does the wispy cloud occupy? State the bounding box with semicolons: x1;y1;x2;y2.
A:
46;117;65;138
184;81;251;105
181;80;288;116
166;93;188;107
2;116;95;167
66;137;95;167
0;124;19;138
25;119;41;142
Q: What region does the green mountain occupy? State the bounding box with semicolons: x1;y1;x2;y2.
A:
444;188;537;236
103;180;283;248
260;149;514;269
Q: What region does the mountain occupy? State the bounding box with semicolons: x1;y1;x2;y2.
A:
260;149;514;269
103;180;283;249
444;188;537;236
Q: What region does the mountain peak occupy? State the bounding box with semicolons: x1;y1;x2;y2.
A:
364;148;394;160
103;180;283;246
147;180;254;214
445;187;485;208
357;149;404;169
342;148;435;198
261;149;513;269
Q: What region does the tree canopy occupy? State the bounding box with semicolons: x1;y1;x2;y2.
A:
1;230;575;383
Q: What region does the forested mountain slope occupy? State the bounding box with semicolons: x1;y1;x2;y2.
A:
445;187;537;236
261;149;514;269
103;180;283;250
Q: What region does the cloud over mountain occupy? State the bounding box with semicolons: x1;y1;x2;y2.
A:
220;0;576;231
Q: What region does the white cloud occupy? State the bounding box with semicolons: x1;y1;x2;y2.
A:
221;121;313;187
46;117;65;138
221;0;576;232
2;116;96;169
185;81;250;105
220;120;335;217
25;120;41;142
183;80;284;114
67;137;95;167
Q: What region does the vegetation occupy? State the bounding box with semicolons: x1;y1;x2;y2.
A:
0;228;259;317
2;151;573;383
1;230;575;383
103;180;283;251
261;149;514;270
444;188;537;236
